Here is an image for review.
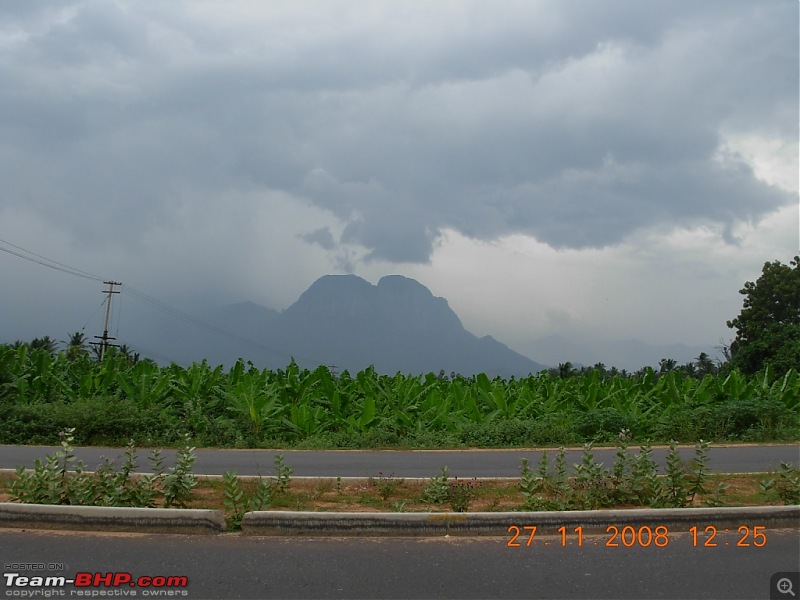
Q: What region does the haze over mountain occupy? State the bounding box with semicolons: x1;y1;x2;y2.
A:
157;274;546;377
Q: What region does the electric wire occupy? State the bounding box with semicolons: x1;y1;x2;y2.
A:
122;284;319;363
0;237;105;282
79;299;108;334
1;237;323;366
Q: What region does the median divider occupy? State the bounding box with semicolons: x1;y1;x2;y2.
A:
1;503;796;537
240;505;800;536
0;502;225;535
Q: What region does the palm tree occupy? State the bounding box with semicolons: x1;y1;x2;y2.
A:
30;336;58;355
557;362;576;379
680;362;698;377
64;331;88;360
695;352;716;377
659;358;677;373
118;344;141;365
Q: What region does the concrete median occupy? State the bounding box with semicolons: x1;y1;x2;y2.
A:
0;502;225;534
241;505;800;536
1;503;796;537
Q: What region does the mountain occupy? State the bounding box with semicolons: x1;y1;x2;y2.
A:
193;274;546;377
206;301;279;337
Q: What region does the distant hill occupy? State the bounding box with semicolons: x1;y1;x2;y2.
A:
190;274;546;377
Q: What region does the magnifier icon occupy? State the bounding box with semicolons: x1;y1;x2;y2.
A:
778;578;796;597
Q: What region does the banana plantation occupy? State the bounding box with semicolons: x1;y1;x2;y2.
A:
0;343;798;448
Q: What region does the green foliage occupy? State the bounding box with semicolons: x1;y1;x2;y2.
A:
7;429;194;508
760;462;800;505
223;470;247;529
419;466;478;511
629;444;663;506
250;479;274;511
518;457;543;510
0;342;797;449
8;428;82;505
161;435;197;508
661;441;689;508
551;448;571;507
701;481;729;508
422;466;451;505
82;444;161;507
371;472;404;500
611;430;636;504
685;440;712;504
575;408;639;443
223;470;275;530
272;453;293;495
0;397;175;447
518;453;557;511
727;256;800;376
516;438;729;512
571;444;612;510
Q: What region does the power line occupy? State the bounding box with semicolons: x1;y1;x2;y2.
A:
0;237;105;282
122;284;316;363
79;298;108;333
0;237;322;366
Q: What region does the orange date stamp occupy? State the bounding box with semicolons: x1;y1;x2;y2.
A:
507;524;768;548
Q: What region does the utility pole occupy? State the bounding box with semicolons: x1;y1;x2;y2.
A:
91;281;121;361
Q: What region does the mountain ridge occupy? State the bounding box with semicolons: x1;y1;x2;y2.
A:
200;274;546;377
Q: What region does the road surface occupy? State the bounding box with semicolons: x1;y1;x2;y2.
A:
1;444;798;477
0;528;798;599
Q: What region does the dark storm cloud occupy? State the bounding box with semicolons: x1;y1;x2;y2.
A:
0;0;796;263
300;227;335;251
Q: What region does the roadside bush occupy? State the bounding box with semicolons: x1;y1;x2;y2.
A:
457;419;541;447
7;429;197;508
527;413;580;445
657;398;798;443
292;431;362;449
361;424;403;448
574;408;640;443
0;398;177;446
654;406;706;442
760;463;800;505
720;398;796;441
408;430;458;449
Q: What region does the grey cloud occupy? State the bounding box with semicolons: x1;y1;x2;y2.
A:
0;0;796;265
300;227;335;250
342;214;438;264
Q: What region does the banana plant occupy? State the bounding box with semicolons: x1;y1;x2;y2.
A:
224;369;283;438
116;359;171;409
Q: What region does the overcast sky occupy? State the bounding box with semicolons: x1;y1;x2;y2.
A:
1;0;798;370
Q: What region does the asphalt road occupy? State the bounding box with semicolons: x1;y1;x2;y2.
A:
1;528;798;599
1;444;798;477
